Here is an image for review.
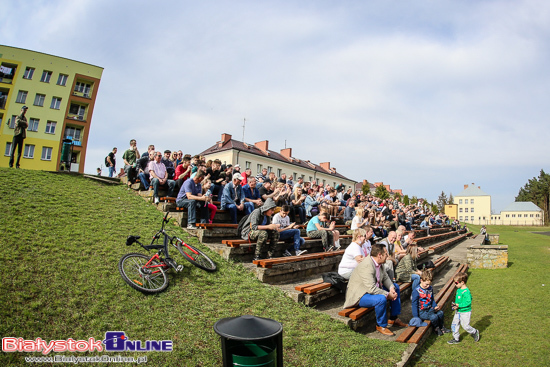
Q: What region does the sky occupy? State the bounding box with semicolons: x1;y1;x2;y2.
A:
2;0;549;213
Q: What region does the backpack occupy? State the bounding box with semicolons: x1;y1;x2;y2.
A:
322;272;348;293
236;213;251;238
105;155;110;166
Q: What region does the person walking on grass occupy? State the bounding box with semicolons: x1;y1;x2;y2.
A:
448;271;480;344
9;106;28;169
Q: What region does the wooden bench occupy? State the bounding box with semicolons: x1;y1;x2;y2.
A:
337;255;450;326
254;249;345;268
223;234;352;249
396;263;469;343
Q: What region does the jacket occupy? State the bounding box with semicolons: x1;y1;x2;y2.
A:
343;255;394;309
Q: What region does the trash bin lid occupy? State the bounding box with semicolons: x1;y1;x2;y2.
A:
214;315;282;341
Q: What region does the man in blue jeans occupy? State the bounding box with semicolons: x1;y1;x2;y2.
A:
343;243;408;336
176;170;210;229
220;173;254;224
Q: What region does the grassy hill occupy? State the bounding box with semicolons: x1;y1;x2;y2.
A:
0;168;406;366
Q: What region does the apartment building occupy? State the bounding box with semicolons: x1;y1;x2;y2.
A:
199;133;356;189
454;183;491;225
0;45;103;173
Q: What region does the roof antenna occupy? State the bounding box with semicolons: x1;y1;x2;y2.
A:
242;118;246;141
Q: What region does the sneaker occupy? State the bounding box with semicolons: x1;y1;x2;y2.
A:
326;245;335;252
154;197;159;204
334;243;341;250
283;250;292;257
296;249;308;256
473;329;480;342
435;327;444;336
447;339;460;345
186;224;196;230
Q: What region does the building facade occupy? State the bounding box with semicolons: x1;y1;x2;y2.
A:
454;183;491;225
444;204;458;220
491;202;544;226
199;133;356;189
0;45;103;173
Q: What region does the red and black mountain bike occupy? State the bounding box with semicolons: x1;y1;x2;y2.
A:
119;212;216;293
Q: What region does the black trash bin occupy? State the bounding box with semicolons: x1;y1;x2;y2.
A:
214;315;283;367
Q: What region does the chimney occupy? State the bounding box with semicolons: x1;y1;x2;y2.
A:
384;185;390;191
464;184;469;190
375;182;383;187
221;133;232;144
280;148;292;158
254;140;269;152
320;162;331;172
478;186;480;189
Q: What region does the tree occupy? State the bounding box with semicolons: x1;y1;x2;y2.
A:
448;192;454;205
393;192;401;202
516;169;550;225
362;182;370;196
403;194;410;206
375;184;390;200
431;202;439;215
436;191;448;213
411;196;418;205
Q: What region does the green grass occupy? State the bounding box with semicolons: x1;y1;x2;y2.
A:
0;168;406;366
411;224;550;366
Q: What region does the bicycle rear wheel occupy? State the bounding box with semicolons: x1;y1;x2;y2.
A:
176;240;217;272
118;253;169;293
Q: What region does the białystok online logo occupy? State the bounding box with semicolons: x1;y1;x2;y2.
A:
2;331;172;355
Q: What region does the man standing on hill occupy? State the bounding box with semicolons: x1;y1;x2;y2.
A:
122;139;140;187
106;147;117;177
9;106;28;169
344;243;407;336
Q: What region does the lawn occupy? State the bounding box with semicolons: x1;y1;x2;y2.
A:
411;224;550;366
0;168;406;366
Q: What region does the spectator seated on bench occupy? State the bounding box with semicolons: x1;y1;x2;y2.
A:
289;187;307;224
395;244;422;292
412;270;451;337
136;150;154;190
240;199;282;261
243;177;263;209
304;189;320;218
173;156;192;196
148;151;176;204
306;212;340;252
206;159;224;196
176;170;210;229
273;205;307;257
343;243;408;336
343;199;356;223
350;207;369;231
201;179;217;224
221;173;253;224
161;150;175;180
338;227;373;280
378;231;398;281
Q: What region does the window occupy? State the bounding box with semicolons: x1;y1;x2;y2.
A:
74;81;91;96
4;142;12;156
69;103;85;119
465;199;468;204
41;147;53;161
309;176;312;182
50;97;61;110
530;214;534;218
471;208;474;213
267;166;272;173
459;199;463;204
28;118;39;132
471;216;474;221
464;217;468;222
293;173;297;180
512;214;516;218
56;74;68;86
459;208;463;213
23;144;35;158
459;216;463;221
536;214;540;217
277;169;282;177
64;127;81;141
470;199;474;204
465;208;468;213
23;67;35;80
245;161;251;169
45;121;56;134
40;71;52;83
16;90;27;104
34;93;45;107
9;115;17;128
257;164;262;174
506;214;509;218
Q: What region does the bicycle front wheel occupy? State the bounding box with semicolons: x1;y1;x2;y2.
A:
118;253;169;293
176;240;217;272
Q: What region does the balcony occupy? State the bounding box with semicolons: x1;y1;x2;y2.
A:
0;64;16;84
67;113;85;121
72;90;91;99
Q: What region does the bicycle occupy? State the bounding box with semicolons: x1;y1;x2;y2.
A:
119;212;216;293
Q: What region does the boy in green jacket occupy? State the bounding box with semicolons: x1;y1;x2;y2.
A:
448;272;480;344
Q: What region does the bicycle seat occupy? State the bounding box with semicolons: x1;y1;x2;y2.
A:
125;235;141;246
